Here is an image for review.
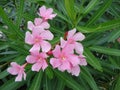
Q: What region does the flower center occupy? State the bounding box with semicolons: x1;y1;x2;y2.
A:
61;55;66;60
35;37;42;43
35;39;39;43
62;57;66;60
68;39;75;44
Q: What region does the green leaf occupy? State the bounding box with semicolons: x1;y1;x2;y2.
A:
108;29;120;42
83;0;99;15
0;44;9;50
0;78;25;90
54;70;84;90
0;7;24;39
64;0;76;24
0;70;9;79
56;80;65;90
29;71;43;90
80;67;99;90
84;48;102;71
114;76;120;90
89;46;120;56
16;0;24;29
77;19;120;33
86;0;113;26
45;67;54;79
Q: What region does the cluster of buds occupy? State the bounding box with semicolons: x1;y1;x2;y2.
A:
7;5;87;82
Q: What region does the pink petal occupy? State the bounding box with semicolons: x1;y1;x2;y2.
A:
45;8;53;16
41;60;48;70
32;63;42;72
7;67;18;75
15;73;23;81
75;42;83;54
26;55;37;64
41;41;51;52
49;14;57;19
23;72;26;80
67;28;76;40
79;55;87;66
40;22;50;29
34;18;42;26
33;26;45;34
58;60;71;71
62;44;74;54
80;58;87;66
39;52;48;58
68;65;80;76
27;21;34;30
41;30;54;40
25;31;34;45
60;37;67;48
50;58;61;68
52;45;61;58
29;44;40;53
39;5;46;17
10;62;19;67
68;55;80;66
73;32;85;41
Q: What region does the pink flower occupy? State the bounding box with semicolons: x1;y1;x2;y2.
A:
26;51;48;71
28;18;50;31
67;65;80;76
61;28;85;54
7;62;26;82
38;5;57;21
50;45;80;72
25;29;54;52
79;54;87;66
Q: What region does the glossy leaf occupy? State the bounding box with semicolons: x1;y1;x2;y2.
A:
29;71;43;90
84;48;103;71
89;46;120;56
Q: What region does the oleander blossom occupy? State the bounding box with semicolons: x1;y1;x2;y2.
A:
50;45;81;75
26;51;48;72
7;62;26;82
27;18;50;31
61;28;85;54
25;29;54;53
38;5;57;21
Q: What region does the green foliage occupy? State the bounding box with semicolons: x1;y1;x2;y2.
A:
0;0;120;90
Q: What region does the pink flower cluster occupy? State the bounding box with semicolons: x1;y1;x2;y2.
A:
7;5;87;82
50;28;87;76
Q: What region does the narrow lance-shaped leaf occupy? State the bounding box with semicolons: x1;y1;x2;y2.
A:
29;71;43;90
83;0;99;15
89;46;120;56
84;48;103;71
85;0;113;26
64;0;76;25
108;29;120;42
114;76;120;90
77;18;120;33
16;0;24;29
80;67;99;90
0;7;24;39
54;70;84;90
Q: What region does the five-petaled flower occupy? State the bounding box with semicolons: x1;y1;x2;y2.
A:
38;5;57;21
26;51;48;72
7;62;26;82
50;45;80;74
28;18;50;31
61;28;85;54
25;29;54;53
